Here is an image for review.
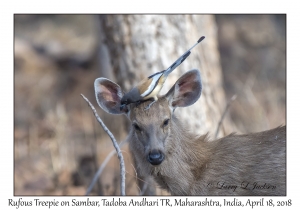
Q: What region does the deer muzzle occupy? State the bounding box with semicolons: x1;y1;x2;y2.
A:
147;149;165;165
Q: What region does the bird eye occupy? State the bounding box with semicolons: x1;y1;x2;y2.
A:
121;99;127;105
163;119;169;127
133;123;141;132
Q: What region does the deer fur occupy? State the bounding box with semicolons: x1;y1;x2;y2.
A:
94;69;286;195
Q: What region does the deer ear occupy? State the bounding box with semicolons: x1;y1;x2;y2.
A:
165;69;202;109
94;78;128;114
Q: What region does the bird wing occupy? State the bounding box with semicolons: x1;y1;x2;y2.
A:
140;73;163;97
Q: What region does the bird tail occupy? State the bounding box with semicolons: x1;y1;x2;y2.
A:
164;51;191;76
163;36;205;77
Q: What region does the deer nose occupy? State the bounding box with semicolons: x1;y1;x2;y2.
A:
148;149;164;165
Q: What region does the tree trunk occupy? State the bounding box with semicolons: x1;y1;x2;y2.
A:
96;14;232;195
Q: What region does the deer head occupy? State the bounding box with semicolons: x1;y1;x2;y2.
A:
94;69;202;165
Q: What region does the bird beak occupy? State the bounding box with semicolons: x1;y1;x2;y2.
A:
120;104;126;111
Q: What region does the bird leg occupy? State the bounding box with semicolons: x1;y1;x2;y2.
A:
144;97;157;110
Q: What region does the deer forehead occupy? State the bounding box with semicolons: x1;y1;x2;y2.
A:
129;98;171;124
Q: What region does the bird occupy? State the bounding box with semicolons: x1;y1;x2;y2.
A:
120;36;205;111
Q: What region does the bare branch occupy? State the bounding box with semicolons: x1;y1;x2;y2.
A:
215;95;237;139
140;181;149;196
81;94;126;196
85;139;128;195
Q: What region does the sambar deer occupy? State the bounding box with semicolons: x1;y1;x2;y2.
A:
94;69;286;195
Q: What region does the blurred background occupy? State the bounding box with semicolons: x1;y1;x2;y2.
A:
14;14;286;195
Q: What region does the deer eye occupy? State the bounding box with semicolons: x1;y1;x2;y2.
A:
133;123;141;132
163;119;170;127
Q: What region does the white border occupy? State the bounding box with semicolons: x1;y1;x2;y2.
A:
2;0;299;209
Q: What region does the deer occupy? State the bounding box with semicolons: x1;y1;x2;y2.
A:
94;69;286;195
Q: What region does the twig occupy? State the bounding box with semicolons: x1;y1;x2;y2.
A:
85;139;128;195
140;181;149;196
81;94;126;196
215;95;237;139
